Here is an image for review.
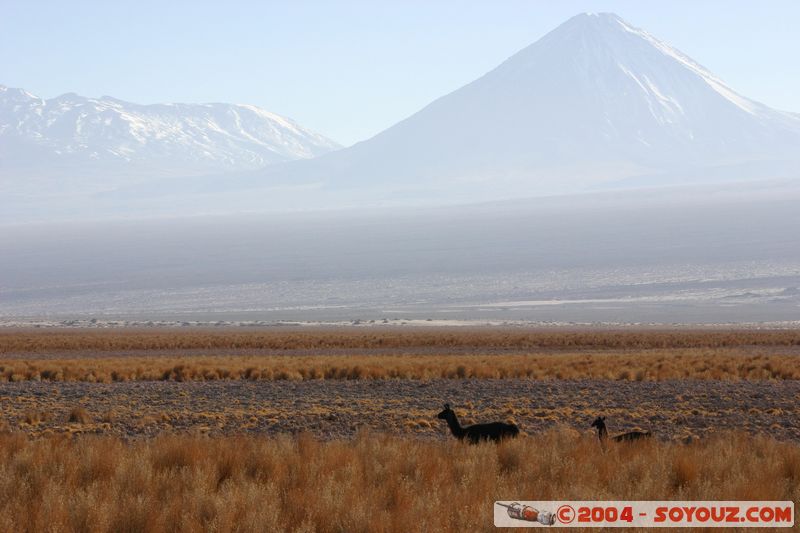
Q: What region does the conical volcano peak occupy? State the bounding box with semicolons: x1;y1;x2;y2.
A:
573;12;626;23
557;12;636;33
269;12;800;201
489;9;771;121
490;12;664;81
541;11;655;49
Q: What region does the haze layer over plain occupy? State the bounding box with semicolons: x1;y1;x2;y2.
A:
2;13;798;324
2;185;799;324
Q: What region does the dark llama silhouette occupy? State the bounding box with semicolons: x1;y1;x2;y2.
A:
436;403;519;444
591;416;651;445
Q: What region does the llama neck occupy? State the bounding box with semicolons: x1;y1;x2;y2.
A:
597;425;608;440
445;413;465;438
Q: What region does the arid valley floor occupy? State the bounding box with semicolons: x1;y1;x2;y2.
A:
1;328;798;531
2;328;799;440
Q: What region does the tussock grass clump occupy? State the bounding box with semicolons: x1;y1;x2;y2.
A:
0;431;796;532
22;411;49;426
68;407;91;424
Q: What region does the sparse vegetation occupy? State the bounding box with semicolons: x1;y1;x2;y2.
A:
0;430;796;532
1;348;798;382
2;328;799;354
0;328;797;530
2;329;798;383
1;329;798;443
22;410;49;426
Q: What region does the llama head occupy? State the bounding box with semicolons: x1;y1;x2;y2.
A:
437;403;454;420
590;416;607;430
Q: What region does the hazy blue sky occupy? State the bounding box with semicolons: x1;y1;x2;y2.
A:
2;1;798;145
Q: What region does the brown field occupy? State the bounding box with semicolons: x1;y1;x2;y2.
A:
2;328;800;382
2;350;800;382
1;328;799;531
3;327;800;354
0;430;797;532
2;378;799;442
2;328;799;441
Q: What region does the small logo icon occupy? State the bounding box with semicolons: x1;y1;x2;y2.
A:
496;502;556;525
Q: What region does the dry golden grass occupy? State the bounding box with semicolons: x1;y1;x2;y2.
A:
1;348;799;382
2;328;799;354
0;430;796;532
3;328;798;382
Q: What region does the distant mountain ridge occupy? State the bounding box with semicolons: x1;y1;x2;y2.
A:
0;85;340;189
2;12;800;221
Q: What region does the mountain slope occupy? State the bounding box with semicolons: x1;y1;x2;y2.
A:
255;12;800;200
0;86;340;190
3;12;799;221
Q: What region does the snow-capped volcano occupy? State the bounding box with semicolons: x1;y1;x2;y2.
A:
259;12;800;199
2;12;799;221
0;86;340;189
